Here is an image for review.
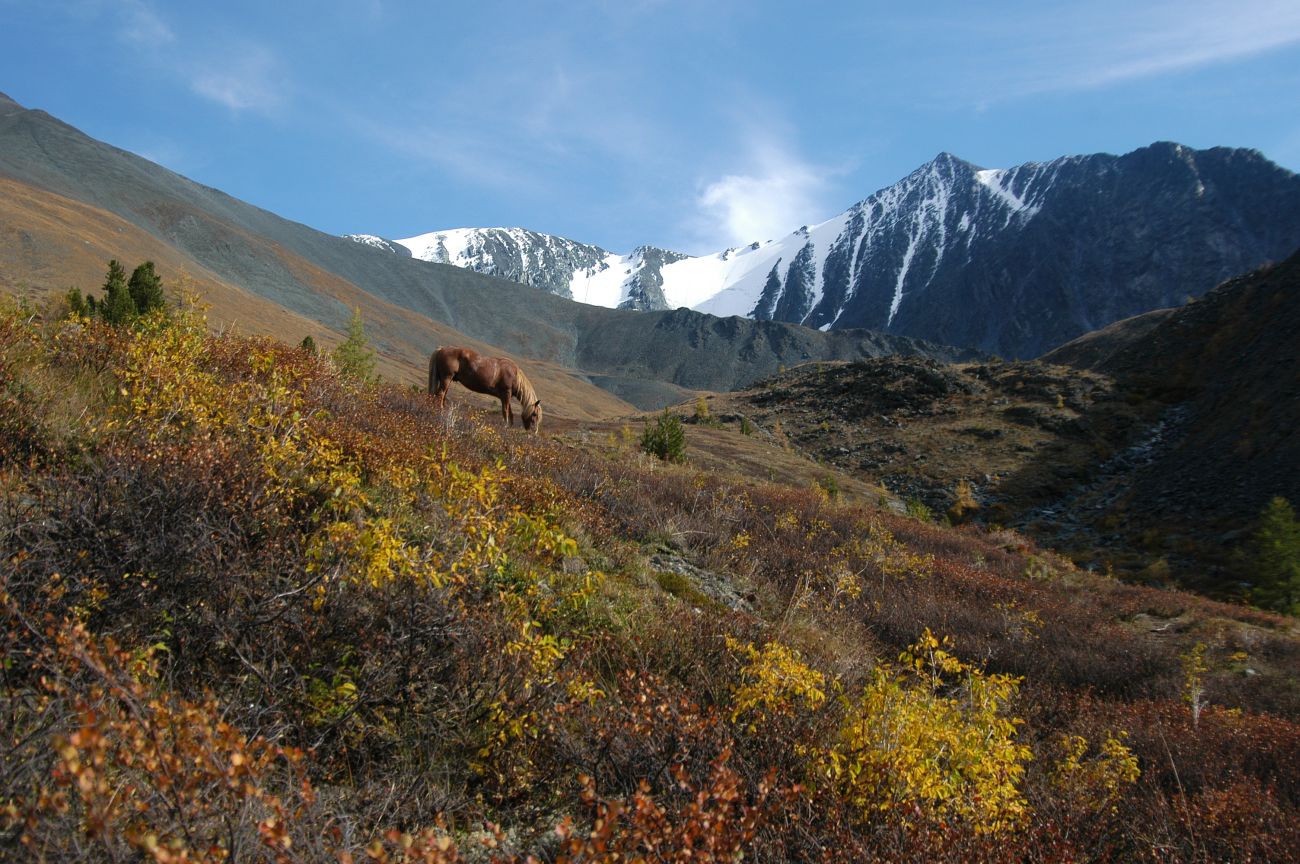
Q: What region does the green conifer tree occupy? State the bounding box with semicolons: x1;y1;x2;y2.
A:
333;307;376;383
128;261;166;315
641;410;687;463
101;259;137;325
1251;496;1300;615
65;287;91;319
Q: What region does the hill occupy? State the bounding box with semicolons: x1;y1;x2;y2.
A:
1042;248;1300;591
0;91;970;414
4;302;1300;860
620;249;1296;600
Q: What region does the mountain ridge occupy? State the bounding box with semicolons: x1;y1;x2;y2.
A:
361;142;1300;357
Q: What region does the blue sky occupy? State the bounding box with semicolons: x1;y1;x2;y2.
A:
3;0;1299;255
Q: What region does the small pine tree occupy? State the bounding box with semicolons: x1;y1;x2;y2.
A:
101;259;137;325
128;261;166;315
641;410;686;463
947;479;979;524
300;335;318;355
65;287;91;319
333;307;376;383
694;395;711;424
1250;496;1300;615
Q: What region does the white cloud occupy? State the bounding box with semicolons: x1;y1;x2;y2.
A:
690;140;829;250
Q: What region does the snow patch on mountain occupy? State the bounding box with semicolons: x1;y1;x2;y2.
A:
344;233;411;256
975;168;1043;224
348;142;1300;358
566;252;627;307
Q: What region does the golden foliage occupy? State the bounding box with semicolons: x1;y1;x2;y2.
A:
726;637;827;732
818;629;1031;834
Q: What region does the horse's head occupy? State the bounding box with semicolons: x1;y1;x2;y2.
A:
523;399;543;433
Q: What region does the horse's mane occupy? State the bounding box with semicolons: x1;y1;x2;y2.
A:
512;366;539;410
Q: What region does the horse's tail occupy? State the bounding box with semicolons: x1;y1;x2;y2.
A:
428;348;439;395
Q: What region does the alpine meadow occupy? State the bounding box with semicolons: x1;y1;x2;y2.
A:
4;4;1300;859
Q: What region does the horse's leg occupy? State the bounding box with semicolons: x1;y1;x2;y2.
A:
500;393;512;426
433;376;450;410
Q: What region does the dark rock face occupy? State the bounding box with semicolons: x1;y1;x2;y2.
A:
1047;249;1300;538
789;144;1300;357
620;245;688;310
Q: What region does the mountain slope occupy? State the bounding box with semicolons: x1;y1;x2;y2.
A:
0;91;970;412
6;302;1300;860
1041;249;1300;586
681;249;1300;596
372;144;1300;357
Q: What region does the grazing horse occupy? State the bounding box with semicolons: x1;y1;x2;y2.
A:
428;346;543;432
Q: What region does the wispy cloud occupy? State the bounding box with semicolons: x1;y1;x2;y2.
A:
364;119;546;199
115;0;174;45
94;1;288;114
980;0;1300;98
688;138;831;251
353;44;679;221
190;44;286;114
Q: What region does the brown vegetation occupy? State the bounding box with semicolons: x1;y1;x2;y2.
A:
2;301;1299;860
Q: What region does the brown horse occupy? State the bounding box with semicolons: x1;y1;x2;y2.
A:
428;346;543;432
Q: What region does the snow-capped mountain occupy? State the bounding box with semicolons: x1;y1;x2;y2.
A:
353;142;1300;357
371;226;687;311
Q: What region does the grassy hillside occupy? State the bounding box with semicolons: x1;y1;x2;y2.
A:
0;175;638;423
3;301;1299;861
0;92;977;411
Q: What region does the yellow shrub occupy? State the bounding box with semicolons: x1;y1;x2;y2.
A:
727;638;827;732
1051;732;1140;815
819;629;1031;834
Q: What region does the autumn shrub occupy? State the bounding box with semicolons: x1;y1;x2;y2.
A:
818;630;1032;835
3;300;1300;860
946;479;979;524
0;615;330;862
554;752;781;864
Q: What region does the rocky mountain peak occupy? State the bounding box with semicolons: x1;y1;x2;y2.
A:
350;143;1300;358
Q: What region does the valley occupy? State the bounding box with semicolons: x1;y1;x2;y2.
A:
2;87;1300;860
